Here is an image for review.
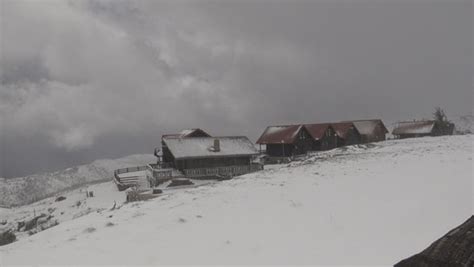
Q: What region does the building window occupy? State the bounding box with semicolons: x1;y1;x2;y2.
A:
300;131;306;140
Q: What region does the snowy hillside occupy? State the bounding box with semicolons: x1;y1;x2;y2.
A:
0;154;155;207
453;114;474;134
1;135;472;265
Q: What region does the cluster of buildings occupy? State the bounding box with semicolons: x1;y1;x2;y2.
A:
155;118;455;178
256;119;388;158
114;116;455;190
152;119;389;181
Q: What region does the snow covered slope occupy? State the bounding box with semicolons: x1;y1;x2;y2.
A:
0;154;155;207
453;114;474;134
1;135;472;265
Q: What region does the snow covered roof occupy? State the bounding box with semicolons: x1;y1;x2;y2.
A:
331;122;359;139
305;123;332;140
392;121;436;135
256;125;304;144
162;136;258;159
162;128;211;139
349;120;388;135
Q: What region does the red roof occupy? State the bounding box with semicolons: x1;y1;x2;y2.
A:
331;122;359;139
305;123;332;140
256;125;304;144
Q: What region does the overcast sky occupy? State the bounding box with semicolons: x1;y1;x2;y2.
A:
1;0;472;178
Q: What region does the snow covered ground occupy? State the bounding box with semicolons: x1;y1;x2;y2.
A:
1;135;472;265
0;154;155;207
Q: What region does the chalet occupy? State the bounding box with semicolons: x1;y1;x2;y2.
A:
305;123;338;151
161;136;262;178
331;122;362;146
256;125;312;157
159;128;211;163
392;120;454;139
347;119;388;143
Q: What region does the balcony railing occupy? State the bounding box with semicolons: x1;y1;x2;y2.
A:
146;164;174;186
114;163;263;190
160;162;174;169
183;163;263;178
113;166;149;191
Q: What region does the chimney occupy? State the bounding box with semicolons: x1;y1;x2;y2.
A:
213;139;220;152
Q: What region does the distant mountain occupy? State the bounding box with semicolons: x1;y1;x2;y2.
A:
0;154;155;207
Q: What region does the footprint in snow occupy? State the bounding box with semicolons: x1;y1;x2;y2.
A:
132;212;145;218
83;227;96;233
289;200;302;208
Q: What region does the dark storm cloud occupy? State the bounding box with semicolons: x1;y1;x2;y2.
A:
1;0;472;177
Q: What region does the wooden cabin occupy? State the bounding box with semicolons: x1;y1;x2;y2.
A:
348;119;388;143
161;136;262;178
331;122;362;146
305;123;338;151
256;125;312;157
160;128;211;163
392;120;454;139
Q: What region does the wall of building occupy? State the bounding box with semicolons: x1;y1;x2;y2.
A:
266;144;294;157
364;124;387;143
162;141;175;164
176;156;251;171
292;127;313;155
311;128;338;151
343;129;362;146
264;128;313;157
433;122;455;136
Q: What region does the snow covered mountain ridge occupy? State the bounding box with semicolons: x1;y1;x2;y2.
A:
0;154;155;207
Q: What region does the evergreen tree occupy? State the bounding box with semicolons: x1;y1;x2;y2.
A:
433;107;454;135
433;107;448;123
